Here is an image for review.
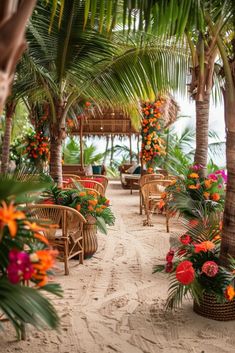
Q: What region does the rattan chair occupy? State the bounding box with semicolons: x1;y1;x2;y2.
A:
84;175;109;193
63;174;81;189
141;179;172;228
139;174;164;215
77;179;105;196
26;204;86;275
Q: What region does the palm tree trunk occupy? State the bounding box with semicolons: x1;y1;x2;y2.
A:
50;135;63;187
1;101;15;173
220;90;235;264
194;93;210;178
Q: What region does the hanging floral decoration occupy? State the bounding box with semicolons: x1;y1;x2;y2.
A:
140;98;166;171
24;131;50;163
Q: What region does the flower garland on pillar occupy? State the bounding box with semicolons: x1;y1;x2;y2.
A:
140;97;166;173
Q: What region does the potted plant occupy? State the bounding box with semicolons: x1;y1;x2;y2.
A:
154;217;235;320
41;185;115;257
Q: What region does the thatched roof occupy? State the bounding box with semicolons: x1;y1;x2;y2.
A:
72;95;179;137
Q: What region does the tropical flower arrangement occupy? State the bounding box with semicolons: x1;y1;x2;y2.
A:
140;98;166;170
158;165;226;218
0;177;61;340
24;131;49;166
154;217;235;309
41;184;115;234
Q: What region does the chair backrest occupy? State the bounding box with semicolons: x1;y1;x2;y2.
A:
63;174;81;189
165;175;177;181
141;179;172;201
26;204;86;240
83;175;108;193
77;180;105;196
139;174;164;187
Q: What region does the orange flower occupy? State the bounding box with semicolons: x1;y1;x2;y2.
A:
88;199;98;206
170;179;176;186
204;179;212;189
24;221;45;232
87;190;96;196
194;241;215;253
188;219;199;227
225;285;235;301
0;201;25;237
203;192;210;200
88;205;94;211
158;199;165;209
161;192;167;199
34;232;49;245
211;193;220;201
188;184;200;190
76;204;81;212
213;234;221;241
79;191;86;197
188;173;199;179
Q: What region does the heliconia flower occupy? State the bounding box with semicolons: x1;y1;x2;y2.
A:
176;260;195;285
166;249;174;262
194;241;215;253
201;261;219;277
180;234;192;245
7;249;34;284
224;285;235;301
0;201;25;237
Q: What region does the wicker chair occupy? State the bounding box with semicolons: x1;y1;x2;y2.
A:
26;204;86;275
141;179;172;228
62;174;81;189
139;174;164;215
77;179;105;196
84;175;109;193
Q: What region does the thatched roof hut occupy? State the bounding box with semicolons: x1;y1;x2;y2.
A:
72;95;180;137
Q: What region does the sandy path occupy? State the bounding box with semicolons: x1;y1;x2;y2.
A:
0;181;234;353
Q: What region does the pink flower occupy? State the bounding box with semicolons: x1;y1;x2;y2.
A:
202;261;219;277
180;234;192;245
166;250;174;262
7;249;34;284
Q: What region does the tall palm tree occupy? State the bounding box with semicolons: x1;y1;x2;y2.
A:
17;1;188;186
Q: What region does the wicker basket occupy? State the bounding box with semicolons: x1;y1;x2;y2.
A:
83;223;98;258
193;292;235;321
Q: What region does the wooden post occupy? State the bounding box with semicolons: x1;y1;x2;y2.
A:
80;117;84;170
110;135;114;167
137;134;140;163
129;133;133;164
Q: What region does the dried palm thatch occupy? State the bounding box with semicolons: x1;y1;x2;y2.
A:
71;95;179;137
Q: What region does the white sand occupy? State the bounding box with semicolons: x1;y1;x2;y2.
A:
0;181;234;353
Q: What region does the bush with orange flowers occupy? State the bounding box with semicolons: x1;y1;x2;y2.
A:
154;217;235;309
0;177;61;339
158;164;225;219
140;98;166;170
42;184;115;234
24;131;50;167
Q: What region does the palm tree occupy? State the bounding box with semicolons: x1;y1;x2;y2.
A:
17;1;188;186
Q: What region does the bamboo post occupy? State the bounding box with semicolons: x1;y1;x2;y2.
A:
110;135;114;167
137;134;140;163
129;133;133;164
80;117;84;170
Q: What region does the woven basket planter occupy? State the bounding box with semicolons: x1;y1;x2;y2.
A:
193;292;235;321
83;223;98;258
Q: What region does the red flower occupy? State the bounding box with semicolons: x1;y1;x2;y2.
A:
180;234;192;245
166;250;174;262
165;262;173;273
176;260;195;285
194;241;215;253
201;261;219;277
177;249;187;257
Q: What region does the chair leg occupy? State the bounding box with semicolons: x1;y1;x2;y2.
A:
166;209;170;233
64;240;69;275
139;192;142;215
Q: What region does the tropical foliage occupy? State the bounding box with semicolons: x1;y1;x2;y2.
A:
154;217;235;309
41;184;115;235
0;177;61;339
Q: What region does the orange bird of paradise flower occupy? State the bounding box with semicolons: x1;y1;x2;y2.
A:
0;201;25;237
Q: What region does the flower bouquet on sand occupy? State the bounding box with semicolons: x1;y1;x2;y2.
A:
154;217;235;309
0;177;62;340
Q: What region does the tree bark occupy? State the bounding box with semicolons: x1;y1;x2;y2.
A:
220;89;235;264
194;92;210;178
1;101;15;173
50;135;63;187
